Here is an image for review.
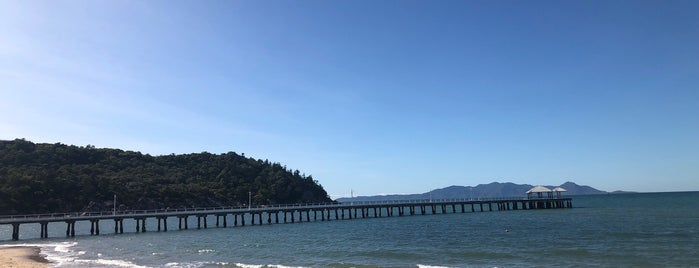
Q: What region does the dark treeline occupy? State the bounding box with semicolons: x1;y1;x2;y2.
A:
0;139;332;215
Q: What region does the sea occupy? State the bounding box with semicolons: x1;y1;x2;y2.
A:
2;192;699;267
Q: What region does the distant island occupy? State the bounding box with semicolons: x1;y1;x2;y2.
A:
336;181;620;203
0;139;331;215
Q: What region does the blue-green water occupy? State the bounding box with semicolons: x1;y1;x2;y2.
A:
2;192;699;267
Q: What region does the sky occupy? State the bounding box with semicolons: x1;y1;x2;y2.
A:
1;0;698;197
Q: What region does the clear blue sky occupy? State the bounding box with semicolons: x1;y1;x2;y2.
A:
1;0;697;197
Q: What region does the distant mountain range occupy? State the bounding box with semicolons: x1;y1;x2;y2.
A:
336;181;612;202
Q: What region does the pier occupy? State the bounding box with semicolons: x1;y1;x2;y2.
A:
0;197;572;241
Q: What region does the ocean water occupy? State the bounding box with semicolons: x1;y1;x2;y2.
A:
2;192;699;267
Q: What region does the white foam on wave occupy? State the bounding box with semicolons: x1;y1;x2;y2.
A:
234;263;309;268
2;241;151;268
165;261;231;268
417;265;454;268
234;264;264;268
67;258;152;268
0;241;79;265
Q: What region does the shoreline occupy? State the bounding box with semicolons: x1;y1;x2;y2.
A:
0;246;50;268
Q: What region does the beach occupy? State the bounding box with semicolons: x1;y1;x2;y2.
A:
0;247;49;268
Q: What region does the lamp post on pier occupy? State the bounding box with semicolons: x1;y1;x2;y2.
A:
248;191;252;210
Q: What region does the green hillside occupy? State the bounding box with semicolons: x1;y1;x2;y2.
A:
0;139;331;214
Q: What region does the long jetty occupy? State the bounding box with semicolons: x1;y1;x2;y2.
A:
0;197;572;241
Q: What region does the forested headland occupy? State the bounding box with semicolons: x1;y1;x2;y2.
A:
0;139;332;215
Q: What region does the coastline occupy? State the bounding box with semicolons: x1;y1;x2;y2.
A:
0;246;50;268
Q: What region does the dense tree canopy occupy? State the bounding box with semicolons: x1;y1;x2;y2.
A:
0;139;332;214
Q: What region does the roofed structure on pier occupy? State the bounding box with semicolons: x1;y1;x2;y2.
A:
552;187;567;198
526;185;553;199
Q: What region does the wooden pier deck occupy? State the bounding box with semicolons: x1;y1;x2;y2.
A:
0;197;572;241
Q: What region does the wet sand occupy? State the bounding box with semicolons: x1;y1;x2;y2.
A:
0;247;49;268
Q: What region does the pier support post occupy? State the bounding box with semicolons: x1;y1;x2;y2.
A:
11;223;20;241
157;218;161;232
204;215;208;228
268;213;272;224
241;214;245;226
142;219;146;232
223;215;227;227
89;220;100;235
275;212;279;224
291;211;295;223
197;216;201;229
258;213;263;225
164;218;168;232
234;214;238;226
39;222;48;239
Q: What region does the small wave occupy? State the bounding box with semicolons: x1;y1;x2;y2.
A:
234;263;309;268
69;258;152;268
234;264;264;268
417;265;454;268
197;249;216;254
165;261;231;268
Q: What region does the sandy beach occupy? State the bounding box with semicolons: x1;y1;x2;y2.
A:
0;247;49;268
